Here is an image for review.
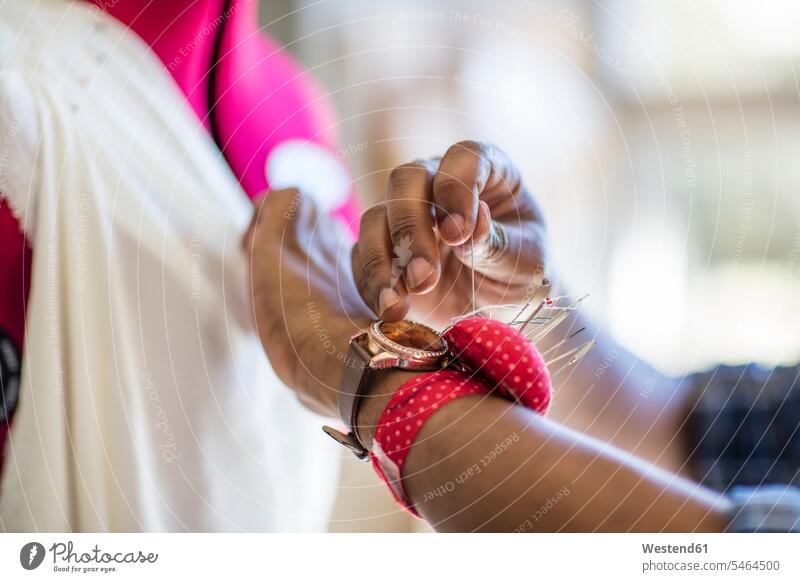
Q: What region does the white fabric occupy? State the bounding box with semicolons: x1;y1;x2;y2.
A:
0;0;339;532
266;139;351;209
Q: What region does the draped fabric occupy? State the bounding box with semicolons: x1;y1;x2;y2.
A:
0;0;340;532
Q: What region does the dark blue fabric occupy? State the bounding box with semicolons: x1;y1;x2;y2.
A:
686;364;800;491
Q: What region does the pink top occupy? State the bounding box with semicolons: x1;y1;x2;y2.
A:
92;0;358;222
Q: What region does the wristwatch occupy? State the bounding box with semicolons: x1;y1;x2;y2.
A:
322;320;449;459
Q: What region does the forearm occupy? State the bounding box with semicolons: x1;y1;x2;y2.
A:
536;304;693;473
248;189;373;417
358;371;730;532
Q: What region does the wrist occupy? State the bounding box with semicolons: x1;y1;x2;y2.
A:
355;369;418;448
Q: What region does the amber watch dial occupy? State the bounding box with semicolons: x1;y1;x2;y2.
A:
366;320;449;368
378;320;445;352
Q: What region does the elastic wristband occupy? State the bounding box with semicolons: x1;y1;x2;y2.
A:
369;369;491;517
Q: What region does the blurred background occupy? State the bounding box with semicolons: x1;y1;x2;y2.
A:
260;0;800;531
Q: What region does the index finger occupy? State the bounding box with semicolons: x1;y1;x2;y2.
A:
432;140;495;245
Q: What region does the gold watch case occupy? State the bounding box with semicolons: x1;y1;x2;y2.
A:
364;320;449;370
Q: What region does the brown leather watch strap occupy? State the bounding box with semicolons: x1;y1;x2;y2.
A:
338;334;374;429
323;332;375;459
323;322;448;459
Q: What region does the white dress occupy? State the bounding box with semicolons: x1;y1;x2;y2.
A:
0;0;339;532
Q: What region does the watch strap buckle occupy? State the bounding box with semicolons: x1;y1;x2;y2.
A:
322;425;370;460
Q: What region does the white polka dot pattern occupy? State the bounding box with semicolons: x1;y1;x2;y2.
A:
369;317;552;516
370;369;491;517
443;316;551;415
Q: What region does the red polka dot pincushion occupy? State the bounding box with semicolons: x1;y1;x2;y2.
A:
442;316;551;415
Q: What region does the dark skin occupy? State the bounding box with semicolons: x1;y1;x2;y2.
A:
351;141;548;329
246;140;730;531
246;141;548;415
357;383;729;532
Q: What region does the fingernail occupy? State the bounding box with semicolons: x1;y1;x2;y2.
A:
406;257;433;290
440;214;465;243
378;287;400;316
453;240;474;257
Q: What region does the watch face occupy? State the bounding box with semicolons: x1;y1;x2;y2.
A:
378;320;445;352
367;320;448;366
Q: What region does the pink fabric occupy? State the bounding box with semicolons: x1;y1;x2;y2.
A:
0;204;29;351
90;0;225;124
93;0;359;225
213;1;358;224
0;202;30;467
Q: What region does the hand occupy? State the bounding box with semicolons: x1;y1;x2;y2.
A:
352;140;548;328
245;188;373;416
246;188;441;423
